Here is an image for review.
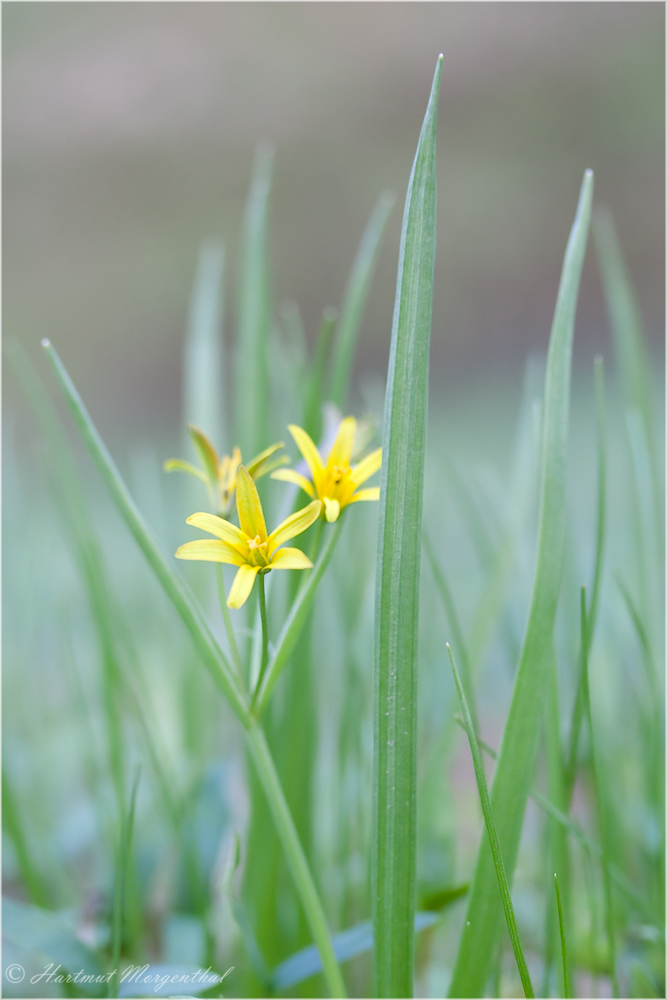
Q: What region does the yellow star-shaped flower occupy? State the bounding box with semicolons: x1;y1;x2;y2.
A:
271;416;381;522
175;465;321;608
165;425;287;516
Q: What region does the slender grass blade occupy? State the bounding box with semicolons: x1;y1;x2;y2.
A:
183;241;226;449
41;340;250;726
448;170;594;997
235;144;273;460
373;55;442;998
554;872;572;998
446;645;534;998
329;190;395;409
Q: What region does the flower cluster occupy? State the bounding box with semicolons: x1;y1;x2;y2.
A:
174;416;381;607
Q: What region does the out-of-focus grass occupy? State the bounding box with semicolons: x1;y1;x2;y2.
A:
3;144;664;998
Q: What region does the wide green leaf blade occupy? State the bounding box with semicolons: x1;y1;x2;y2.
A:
329;190;395;409
448;169;594;997
41;340;250;728
372;55;442;999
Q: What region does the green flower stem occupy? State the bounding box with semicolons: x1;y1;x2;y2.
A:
245;721;347;999
215;565;244;683
255;572;270;700
554;872;571;998
254;517;344;716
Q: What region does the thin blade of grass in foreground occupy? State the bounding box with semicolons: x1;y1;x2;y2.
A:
373;55;442;998
446;645;534;998
42;340;249;725
42;340;346;998
448;169;594;997
462;720;653;919
329;190;396;409
553;872;571;998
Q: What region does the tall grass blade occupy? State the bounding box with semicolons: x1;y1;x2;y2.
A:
42;340;249;725
424;530;479;736
553;872;572;998
42;340;345;998
565;357;607;799
183;241;226;448
235;143;274;460
464;722;650;917
448;169;594;997
580;587;619;997
2;766;50;908
304;307;338;442
446;645;535;998
593;209;656;465
109;768;140;998
373;55;442;998
329;190;396;409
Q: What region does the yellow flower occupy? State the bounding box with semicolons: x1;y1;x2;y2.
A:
271;416;382;522
164;425;287;516
175;465;322;608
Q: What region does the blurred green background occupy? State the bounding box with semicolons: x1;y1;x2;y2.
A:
3;2;664;446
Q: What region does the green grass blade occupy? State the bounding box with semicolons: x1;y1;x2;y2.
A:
373;55;442;998
424;528;479;736
304;307;338;442
553;872;572;998
448;169;594;997
271;911;444;993
183;241;226;448
565;356;608;799
593;209;656;462
253;518;344;715
580;587;619;998
109;768;140;998
447;645;535;998
464;721;654;919
41;340;250;726
235;144;273;460
2;766;50;908
245;722;347;998
329;190;396;409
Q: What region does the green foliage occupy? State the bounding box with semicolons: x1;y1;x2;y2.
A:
373;55;441;998
4;64;664;1000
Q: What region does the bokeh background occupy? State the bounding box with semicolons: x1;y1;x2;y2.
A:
3;2;664;447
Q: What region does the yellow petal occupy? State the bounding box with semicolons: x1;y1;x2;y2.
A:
350;447;382;486
270;468;315;497
350;487;380;503
187;425;219;484
323;497;340;522
268;500;322;554
186;512;247;546
288;424;324;478
327;417;356;470
246;441;284;478
269;547;313;570
227;565;260;609
164;459;210;485
175;540;245;566
235;465;268;543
